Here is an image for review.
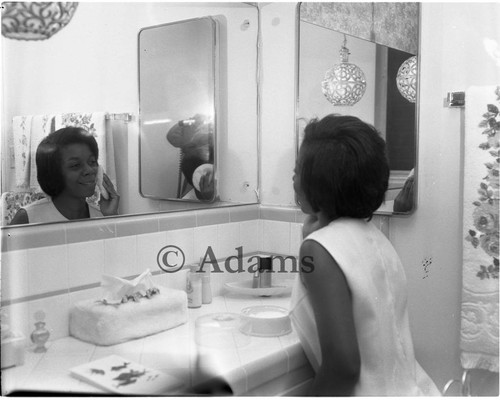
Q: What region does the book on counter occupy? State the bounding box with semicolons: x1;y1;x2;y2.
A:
70;354;185;395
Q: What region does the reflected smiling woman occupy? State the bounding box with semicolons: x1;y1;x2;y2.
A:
9;127;120;225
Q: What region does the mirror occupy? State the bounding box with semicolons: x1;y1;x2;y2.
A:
297;2;419;215
139;18;217;202
1;3;259;226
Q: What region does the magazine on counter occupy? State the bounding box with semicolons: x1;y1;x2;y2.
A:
70;354;184;395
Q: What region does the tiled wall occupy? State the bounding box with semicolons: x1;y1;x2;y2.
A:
0;204;388;342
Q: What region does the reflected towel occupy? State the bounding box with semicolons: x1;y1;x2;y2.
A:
461;85;499;373
12;115;33;189
29;115;54;191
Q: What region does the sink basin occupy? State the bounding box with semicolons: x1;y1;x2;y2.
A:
224;279;294;297
239;305;291;337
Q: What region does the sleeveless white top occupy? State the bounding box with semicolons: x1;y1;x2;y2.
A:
24;198;103;224
290;217;440;396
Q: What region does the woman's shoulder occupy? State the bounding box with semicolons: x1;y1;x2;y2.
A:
23;197;51;211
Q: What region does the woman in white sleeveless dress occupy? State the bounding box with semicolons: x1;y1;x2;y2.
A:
290;114;440;396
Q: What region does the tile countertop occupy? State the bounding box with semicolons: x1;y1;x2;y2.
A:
2;293;314;396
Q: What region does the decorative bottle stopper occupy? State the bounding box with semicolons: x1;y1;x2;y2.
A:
30;310;50;353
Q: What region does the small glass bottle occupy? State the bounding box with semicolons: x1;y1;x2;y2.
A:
187;265;202;308
199;257;212;304
30;310;50;353
201;271;212;304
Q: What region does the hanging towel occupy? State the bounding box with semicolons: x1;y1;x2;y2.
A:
461;85;500;373
29;115;55;191
12;115;33;189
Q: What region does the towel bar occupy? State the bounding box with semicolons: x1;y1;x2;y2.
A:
106;113;132;122
446;92;465;107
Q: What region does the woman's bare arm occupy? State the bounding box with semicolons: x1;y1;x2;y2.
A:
299;239;361;395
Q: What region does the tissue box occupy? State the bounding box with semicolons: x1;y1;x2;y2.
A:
1;333;25;369
69;287;188;346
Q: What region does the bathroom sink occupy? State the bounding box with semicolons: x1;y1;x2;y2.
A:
224;279;294;297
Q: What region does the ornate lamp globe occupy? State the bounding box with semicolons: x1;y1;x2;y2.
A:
321;35;367;106
396;56;418;103
2;2;78;41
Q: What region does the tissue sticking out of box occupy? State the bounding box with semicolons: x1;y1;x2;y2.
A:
100;269;159;305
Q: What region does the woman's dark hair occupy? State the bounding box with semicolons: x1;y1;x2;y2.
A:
36;127;99;197
299;114;389;220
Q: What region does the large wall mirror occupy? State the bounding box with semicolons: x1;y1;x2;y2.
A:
1;3;259;227
296;2;420;215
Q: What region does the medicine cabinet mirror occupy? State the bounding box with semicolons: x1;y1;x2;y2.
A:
139;17;218;202
296;2;420;215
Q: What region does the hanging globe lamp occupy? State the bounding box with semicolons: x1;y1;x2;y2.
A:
396;55;418;103
321;35;367;106
2;2;78;41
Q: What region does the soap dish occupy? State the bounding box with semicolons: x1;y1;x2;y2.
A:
239;305;292;337
224;279;294;297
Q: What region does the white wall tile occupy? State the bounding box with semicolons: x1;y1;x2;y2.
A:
261;220;291;255
103;236;137;278
27;245;68;296
1;249;29;300
217;222;241;259
136;231;168;276
166;228;195;267
239;220;259;254
67;240;104;288
194;225;218;263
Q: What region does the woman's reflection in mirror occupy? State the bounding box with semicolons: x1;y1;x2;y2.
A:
9;127;120;225
166;114;215;201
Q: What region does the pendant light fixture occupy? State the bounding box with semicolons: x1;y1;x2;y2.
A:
1;2;78;41
396;55;418;103
321;34;367;106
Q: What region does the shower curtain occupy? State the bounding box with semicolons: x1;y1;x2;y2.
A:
461;85;499;373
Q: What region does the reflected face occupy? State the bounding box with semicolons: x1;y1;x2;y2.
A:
59;143;98;198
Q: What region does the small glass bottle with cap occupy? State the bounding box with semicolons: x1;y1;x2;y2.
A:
186;265;202;308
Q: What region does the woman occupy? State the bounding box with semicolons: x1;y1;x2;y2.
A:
10;127;119;225
290;114;439;396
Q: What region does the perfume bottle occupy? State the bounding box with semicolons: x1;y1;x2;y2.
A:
30;310;50;353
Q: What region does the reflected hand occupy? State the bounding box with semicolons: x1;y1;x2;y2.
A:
197;170;214;201
99;173;120;215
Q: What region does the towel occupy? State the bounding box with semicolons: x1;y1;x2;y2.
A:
12;115;33;189
29;115;54;191
461;85;500;373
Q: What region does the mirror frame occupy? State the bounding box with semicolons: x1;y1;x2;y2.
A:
295;2;421;216
137;17;219;203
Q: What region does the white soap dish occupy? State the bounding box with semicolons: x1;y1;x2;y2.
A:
224;279;293;297
239;305;292;337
